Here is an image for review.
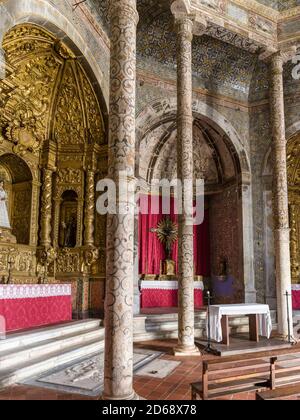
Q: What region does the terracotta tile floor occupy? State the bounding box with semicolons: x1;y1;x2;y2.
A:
0;339;257;401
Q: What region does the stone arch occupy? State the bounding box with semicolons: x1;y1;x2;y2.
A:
136;97;256;303
261;122;300;309
0;0;108;121
262;121;300;177
136;97;251;179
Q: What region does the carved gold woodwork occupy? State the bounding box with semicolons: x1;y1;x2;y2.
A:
287;134;300;284
0;24;107;293
55;246;99;275
0;244;36;278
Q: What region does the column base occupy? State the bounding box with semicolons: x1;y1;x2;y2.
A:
101;391;140;401
174;344;200;357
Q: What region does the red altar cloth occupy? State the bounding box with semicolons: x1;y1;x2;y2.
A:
141;281;204;309
292;286;300;310
0;284;72;332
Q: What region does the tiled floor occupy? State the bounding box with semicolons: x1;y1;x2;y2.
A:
0;339;257;401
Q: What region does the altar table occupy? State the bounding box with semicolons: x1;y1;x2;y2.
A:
140;280;204;309
208;304;272;346
292;285;300;310
0;284;72;332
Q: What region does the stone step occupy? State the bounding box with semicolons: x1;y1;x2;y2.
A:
0;327;104;371
0;337;104;389
0;319;101;353
134;310;279;342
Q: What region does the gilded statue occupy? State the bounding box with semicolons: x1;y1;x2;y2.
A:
0;180;10;229
150;217;178;277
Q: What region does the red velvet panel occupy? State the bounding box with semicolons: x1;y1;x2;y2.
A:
0;296;72;332
292;290;300;310
141;289;203;309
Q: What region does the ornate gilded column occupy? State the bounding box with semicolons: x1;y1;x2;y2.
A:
269;49;296;338
84;169;95;246
30;180;41;246
40;168;53;248
173;15;201;356
103;0;139;401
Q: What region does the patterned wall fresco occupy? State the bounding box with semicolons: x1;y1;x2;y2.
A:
83;0;300;304
89;0;300;102
256;0;300;10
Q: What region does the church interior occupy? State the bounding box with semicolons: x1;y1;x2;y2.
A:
0;0;300;401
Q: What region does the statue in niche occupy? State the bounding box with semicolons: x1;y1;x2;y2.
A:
62;214;77;248
0;180;11;229
0;180;16;244
218;256;229;278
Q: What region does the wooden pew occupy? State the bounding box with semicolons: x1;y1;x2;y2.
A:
256;384;300;400
191;347;300;400
191;354;276;400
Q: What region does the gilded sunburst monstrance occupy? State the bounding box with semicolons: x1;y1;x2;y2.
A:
150;217;178;277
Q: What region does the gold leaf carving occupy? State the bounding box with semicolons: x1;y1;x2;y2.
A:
54;63;85;146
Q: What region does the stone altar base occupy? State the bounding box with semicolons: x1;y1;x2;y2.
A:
196;334;293;357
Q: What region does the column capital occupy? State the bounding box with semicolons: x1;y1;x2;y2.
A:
259;45;297;66
171;0;206;36
109;0;139;25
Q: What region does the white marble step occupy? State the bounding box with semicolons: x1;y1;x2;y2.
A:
0;327;104;371
0;319;101;353
0;337;104;389
134;310;278;341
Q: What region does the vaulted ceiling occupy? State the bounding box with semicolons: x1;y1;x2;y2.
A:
86;0;298;101
256;0;300;10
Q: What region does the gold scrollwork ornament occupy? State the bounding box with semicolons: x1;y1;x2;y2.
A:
6;111;43;155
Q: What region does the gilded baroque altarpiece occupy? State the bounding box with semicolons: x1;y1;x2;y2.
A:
288;134;300;284
0;24;107;315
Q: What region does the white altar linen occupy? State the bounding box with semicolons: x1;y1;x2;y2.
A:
140;280;204;290
208;303;272;343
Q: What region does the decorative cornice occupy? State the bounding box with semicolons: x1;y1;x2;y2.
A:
259;45;297;63
233;0;279;22
280;6;300;20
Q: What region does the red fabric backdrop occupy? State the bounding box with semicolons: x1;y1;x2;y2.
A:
138;195;210;276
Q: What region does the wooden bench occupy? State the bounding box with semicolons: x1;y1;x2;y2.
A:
191;347;300;400
256;384;300;400
191;354;276;400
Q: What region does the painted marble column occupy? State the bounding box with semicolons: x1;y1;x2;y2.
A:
269;50;295;338
40;168;53;248
174;17;199;356
103;0;139;400
84;170;95;246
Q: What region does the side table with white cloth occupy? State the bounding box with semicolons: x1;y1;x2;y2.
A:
207;304;273;346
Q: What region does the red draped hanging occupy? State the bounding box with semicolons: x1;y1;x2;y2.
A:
138;195;210;276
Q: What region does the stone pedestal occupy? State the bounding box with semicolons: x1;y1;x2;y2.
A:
0;228;16;244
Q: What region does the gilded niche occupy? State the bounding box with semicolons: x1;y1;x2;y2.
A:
287;134;300;284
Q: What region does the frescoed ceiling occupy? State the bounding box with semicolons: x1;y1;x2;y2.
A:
85;0;298;101
255;0;300;10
